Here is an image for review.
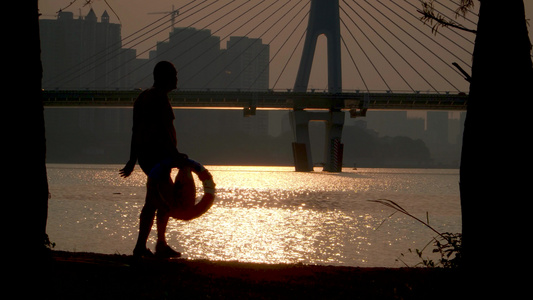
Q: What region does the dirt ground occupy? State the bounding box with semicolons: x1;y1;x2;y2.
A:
40;251;461;299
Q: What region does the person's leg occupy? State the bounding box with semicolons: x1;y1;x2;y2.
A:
154;176;181;258
133;179;158;256
156;205;170;245
154;209;181;257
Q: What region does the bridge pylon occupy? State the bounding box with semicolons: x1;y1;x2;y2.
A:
291;0;345;172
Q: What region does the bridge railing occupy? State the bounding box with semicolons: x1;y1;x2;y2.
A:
42;90;467;112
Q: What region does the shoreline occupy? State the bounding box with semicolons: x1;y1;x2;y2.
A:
46;250;461;299
45;162;461;170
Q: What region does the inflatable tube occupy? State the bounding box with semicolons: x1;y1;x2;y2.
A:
168;161;216;221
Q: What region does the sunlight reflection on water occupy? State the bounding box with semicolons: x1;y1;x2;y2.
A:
47;164;461;267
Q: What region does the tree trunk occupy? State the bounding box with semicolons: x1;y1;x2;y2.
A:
460;0;532;295
9;1;49;258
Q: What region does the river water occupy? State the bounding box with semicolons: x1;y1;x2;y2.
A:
46;164;461;267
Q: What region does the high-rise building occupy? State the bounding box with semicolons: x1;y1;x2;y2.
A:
154;29;270;91
40;9;131;89
225;37;270;91
155;27;224;90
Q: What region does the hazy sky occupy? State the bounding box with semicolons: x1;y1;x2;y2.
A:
39;0;533;92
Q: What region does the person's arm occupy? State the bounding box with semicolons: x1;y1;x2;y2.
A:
120;101;141;178
119;131;138;178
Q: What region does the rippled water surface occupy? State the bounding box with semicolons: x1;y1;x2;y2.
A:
47;164;461;267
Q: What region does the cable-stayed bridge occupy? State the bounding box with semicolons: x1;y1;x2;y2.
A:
42;0;476;171
43;0;475;92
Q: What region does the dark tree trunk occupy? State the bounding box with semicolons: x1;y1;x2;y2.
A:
460;0;532;295
9;1;49;258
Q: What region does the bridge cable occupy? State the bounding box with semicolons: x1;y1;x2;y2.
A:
339;14;385;91
119;1;206;54
403;0;475;46
368;0;463;91
391;0;474;56
249;1;311;91
424;1;530;61
193;0;293;89
340;10;398;91
53;0;214;88
385;0;472;66
448;0;479;17
104;0;227;88
179;1;285;89
359;0;451;92
222;0;309;90
346;0;440;92
273;24;309;90
44;3;179;85
110;0;238;89
210;0;308;90
119;1;239;88
129;0;263;88
341;35;370;92
419;0;477;34
341;2;407;91
433;0;479;25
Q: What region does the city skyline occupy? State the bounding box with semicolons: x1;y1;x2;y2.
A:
40;9;270;90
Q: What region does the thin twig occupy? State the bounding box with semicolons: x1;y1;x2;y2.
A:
417;9;477;34
368;199;445;239
417;0;477;34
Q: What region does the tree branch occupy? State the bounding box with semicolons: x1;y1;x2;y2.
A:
418;1;477;35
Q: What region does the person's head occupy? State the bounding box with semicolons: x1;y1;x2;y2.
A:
153;61;178;91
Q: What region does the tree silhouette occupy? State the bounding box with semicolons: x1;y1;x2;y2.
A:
26;0;49;258
7;1;49;278
422;0;532;295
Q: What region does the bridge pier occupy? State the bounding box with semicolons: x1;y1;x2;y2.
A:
291;0;345;172
290;110;345;172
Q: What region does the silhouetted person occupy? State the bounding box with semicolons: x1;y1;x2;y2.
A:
120;61;187;258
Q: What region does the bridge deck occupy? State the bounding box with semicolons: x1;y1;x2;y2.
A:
42;90;467;111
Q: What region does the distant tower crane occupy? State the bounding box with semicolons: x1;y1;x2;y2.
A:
148;5;179;28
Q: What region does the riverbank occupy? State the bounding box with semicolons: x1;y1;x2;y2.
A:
44;251;460;299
